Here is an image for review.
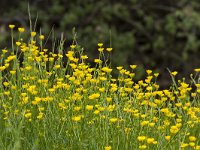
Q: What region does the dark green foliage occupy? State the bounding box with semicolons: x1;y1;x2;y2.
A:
1;0;200;85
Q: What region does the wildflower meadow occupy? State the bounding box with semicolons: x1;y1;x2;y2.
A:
0;24;200;150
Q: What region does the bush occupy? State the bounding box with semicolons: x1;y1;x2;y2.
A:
1;0;200;85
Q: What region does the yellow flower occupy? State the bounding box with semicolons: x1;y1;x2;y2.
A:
98;106;105;112
25;113;32;118
93;110;100;115
176;118;182;123
147;138;155;144
140;120;149;126
72;116;81;122
58;103;67;110
181;143;189;148
7;55;16;62
194;68;200;72
124;128;132;134
2;49;8;54
25;66;32;71
9;24;15;29
49;57;54;62
94;59;102;64
86;105;93;110
16;41;21;46
189;136;196;142
89;93;100;100
70;44;76;49
130;65;137;69
11;86;17;90
48;88;55;92
171;71;178;76
109;118;118;123
149;122;155;127
102;67;112;73
195;145;200;150
74;106;81;111
10;70;16;75
104;146;111;150
154;73;159;77
98;43;103;47
116;66;123;70
54;65;61;69
170;125;179;134
69;63;77;69
137;136;146;141
37;112;44;119
146;70;152;75
3;82;9;87
189;142;195;147
106;47;113;52
81;55;88;59
18;27;25;33
39;35;45;40
38;107;45;111
31;32;37;37
3;91;10;96
98;47;104;52
106;97;112;102
14;110;19;115
99;88;105;92
5;63;9;68
139;145;147;149
175;103;182;107
153;141;158;145
165;136;171;141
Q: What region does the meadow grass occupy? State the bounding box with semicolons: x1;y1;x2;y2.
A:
0;25;200;150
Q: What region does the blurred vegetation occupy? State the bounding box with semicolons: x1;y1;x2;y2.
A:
1;0;200;86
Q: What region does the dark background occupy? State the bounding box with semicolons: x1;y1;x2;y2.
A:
1;0;200;87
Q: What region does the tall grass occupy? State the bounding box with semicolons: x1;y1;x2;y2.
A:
0;25;199;150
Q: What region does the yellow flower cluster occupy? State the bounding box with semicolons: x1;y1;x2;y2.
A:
0;25;199;149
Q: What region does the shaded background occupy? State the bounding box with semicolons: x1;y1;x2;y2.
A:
1;0;200;87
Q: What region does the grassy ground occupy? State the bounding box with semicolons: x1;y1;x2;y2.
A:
0;25;200;150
